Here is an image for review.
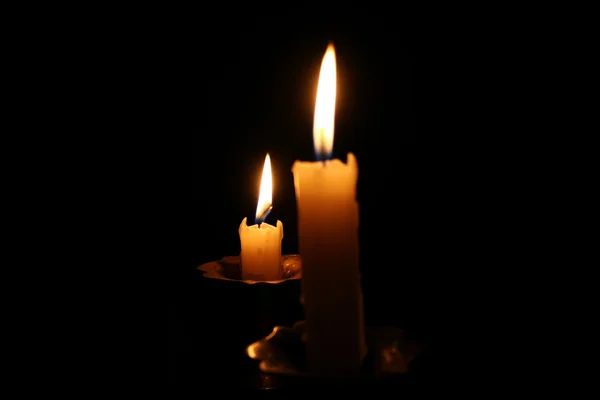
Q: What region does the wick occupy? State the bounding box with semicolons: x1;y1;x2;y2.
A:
315;128;330;166
256;205;273;226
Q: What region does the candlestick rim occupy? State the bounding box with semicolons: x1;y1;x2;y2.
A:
246;321;421;381
197;254;302;284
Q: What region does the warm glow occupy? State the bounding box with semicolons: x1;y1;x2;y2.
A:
313;43;336;161
255;153;273;224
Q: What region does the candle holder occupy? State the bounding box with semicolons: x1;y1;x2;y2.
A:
198;254;302;283
196;255;304;346
246;320;422;387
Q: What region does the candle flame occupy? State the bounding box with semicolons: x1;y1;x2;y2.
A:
313;43;336;161
255;153;273;225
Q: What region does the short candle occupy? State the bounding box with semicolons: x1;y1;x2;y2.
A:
239;154;284;281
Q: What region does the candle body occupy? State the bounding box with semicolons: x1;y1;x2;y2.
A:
292;152;365;376
239;217;284;281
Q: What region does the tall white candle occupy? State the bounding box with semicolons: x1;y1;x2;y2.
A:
291;44;366;376
239;154;284;281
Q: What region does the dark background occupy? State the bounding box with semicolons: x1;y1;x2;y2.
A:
173;19;434;388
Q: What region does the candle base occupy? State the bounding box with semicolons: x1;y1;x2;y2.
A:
198;254;302;284
246;321;421;386
195;255;304;347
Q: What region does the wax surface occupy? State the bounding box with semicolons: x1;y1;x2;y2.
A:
239;217;283;281
292;152;365;375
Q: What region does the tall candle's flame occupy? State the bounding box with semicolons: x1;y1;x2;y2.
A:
313;43;336;161
255;153;273;225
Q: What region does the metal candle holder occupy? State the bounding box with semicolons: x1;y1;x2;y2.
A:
196;255;422;387
198;254;302;283
196;255;304;345
246;321;422;386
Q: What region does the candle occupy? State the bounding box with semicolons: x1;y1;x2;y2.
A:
239;154;284;281
291;44;366;375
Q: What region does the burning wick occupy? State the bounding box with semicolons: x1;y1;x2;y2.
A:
256;205;273;226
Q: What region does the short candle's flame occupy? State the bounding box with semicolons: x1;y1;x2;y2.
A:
313;43;336;161
255;153;273;225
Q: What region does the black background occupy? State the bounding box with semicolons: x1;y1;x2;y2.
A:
172;19;438;388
